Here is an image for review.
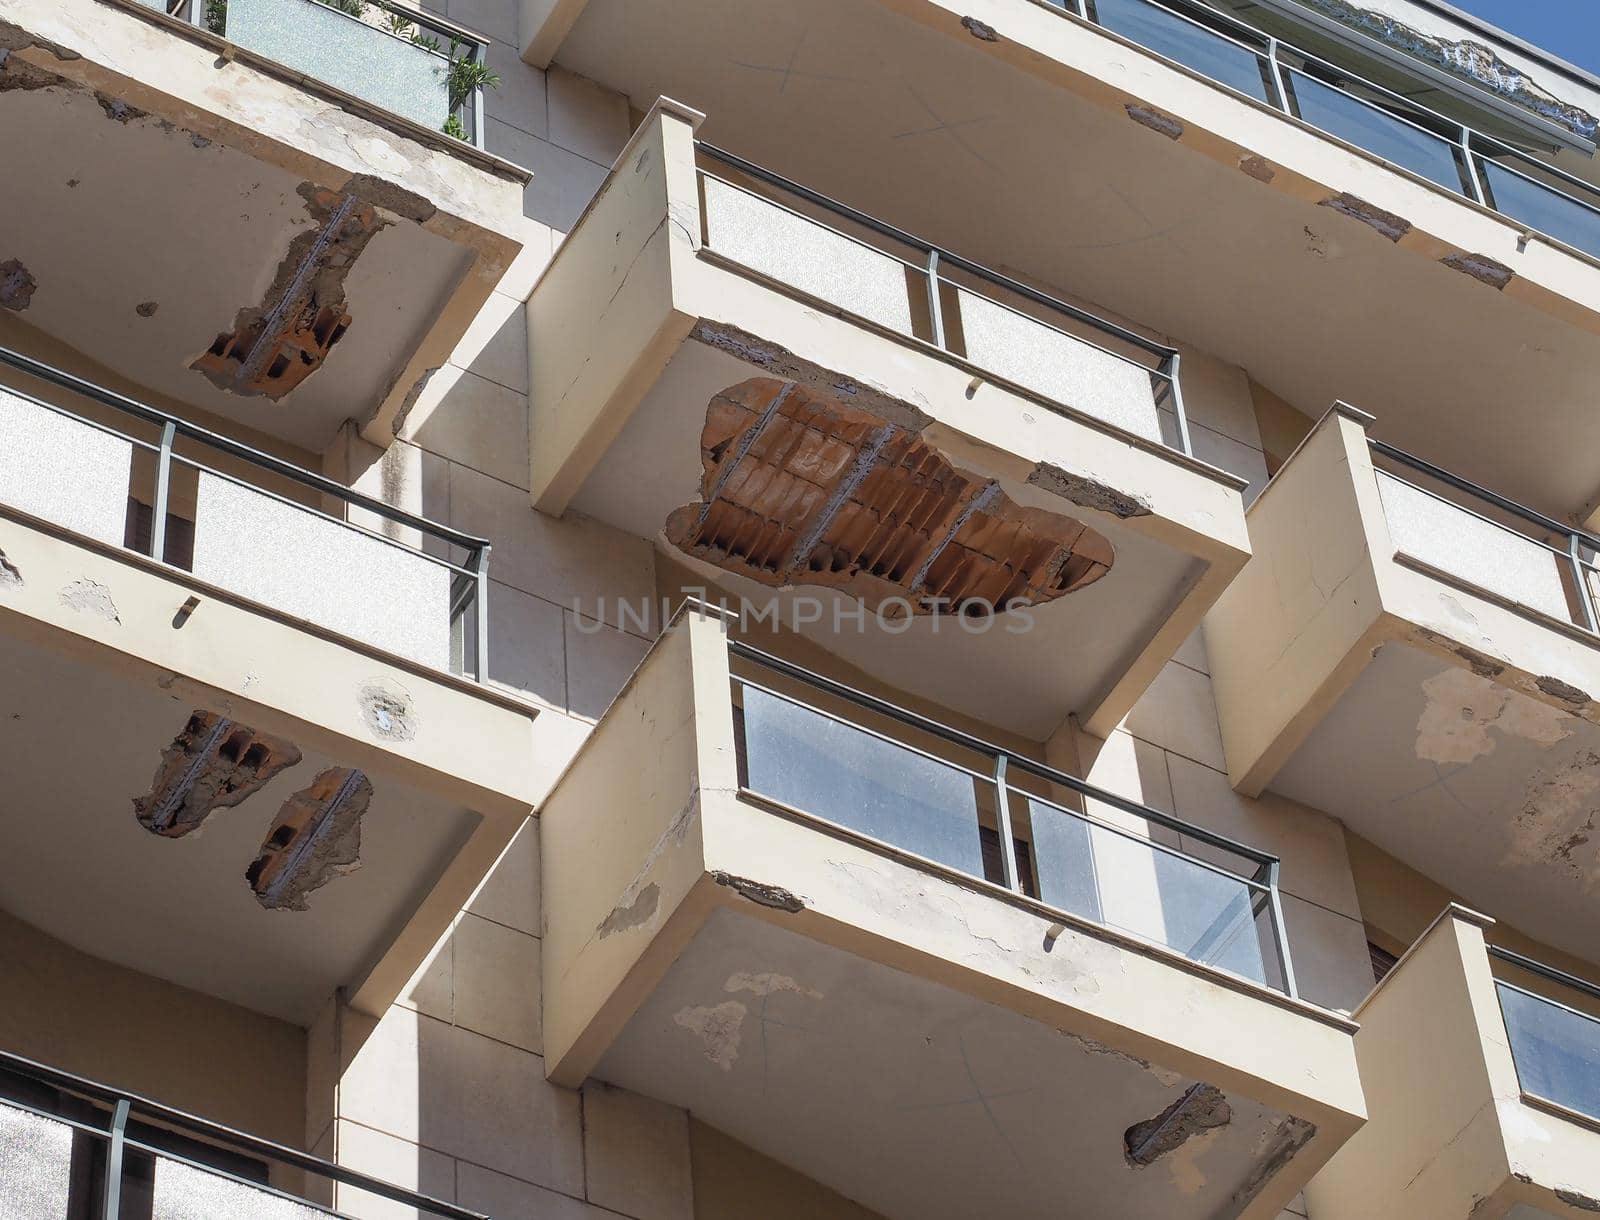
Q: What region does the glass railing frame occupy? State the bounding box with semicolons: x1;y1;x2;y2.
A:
0;1046;488;1220
694;143;1197;458
727;638;1299;997
0;345;493;681
1488;944;1600;1125
1050;0;1600;262
147;0;490;147
1369;436;1600;636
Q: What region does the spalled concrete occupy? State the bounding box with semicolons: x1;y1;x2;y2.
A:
134;710;302;838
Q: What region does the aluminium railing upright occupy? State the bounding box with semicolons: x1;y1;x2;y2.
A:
1047;0;1600;262
0;1047;489;1220
695;143;1196;457
728;639;1299;998
1489;946;1600;1127
1368;438;1600;637
0;345;491;682
143;0;489;146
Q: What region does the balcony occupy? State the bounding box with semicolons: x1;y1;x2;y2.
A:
0;1049;480;1219
1305;907;1600;1218
530;102;1250;740
541;606;1365;1220
1208;403;1600;966
534;0;1600;522
0;349;538;1026
138;0;492;145
0;0;527;452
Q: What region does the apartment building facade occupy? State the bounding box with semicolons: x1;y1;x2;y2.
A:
0;0;1598;1215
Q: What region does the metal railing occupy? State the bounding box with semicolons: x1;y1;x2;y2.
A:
1489;946;1600;1126
0;1047;488;1220
1369;438;1600;636
696;143;1195;457
147;0;489;146
0;345;491;681
728;639;1298;996
1050;0;1600;262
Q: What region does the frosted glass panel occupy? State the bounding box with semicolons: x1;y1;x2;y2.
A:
703;177;916;336
740;686;986;878
226;0;452;131
154;1157;334;1220
192;472;452;669
0;1102;72;1220
1498;983;1600;1123
0;388;131;546
1377;472;1570;621
955;289;1162;441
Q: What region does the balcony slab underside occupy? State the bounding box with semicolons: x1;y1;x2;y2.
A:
1211;408;1600;964
0;0;527;449
549;0;1600;519
0;503;538;1026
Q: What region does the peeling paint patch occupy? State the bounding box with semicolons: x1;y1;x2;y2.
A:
1059;1029;1181;1086
0;259;36;311
711;870;806;912
1223;1116;1316;1213
1028;462;1152;519
1556;1188;1600;1212
961;15;999;40
725;972;822;1000
358;679;416;742
134;710;302;837
247;767;369;911
95;93;145;123
1415;667;1572;765
58;579;119;622
1322;193;1412;242
0;549;20;589
1125;1083;1231;1167
1506;751;1600;887
673;1000;746;1070
1413;626;1506;680
597;882;660;938
1537;675;1591;706
1238;154;1276;183
1442;252;1514;289
1125;104;1183;140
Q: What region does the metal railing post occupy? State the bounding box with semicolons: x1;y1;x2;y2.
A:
1571;533;1599;634
471;43;488;149
1460;131;1488;205
473;544;491;682
993;754;1021;893
1166;352;1195;458
151;419;176;562
103;1098;130;1220
1264;860;1299;1000
925;249;947;351
1265;38;1291;115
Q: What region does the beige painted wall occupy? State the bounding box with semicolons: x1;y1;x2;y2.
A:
0;906;306;1147
690;1120;886;1220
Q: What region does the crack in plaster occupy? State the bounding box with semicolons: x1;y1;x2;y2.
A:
1058;1029;1182;1086
1442;252;1515;289
596;791;699;942
1027;463;1152;519
1125;104;1184;139
1223;1116;1317;1214
1321;193;1412;241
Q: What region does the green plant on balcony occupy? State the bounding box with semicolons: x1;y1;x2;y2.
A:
204;0;226;34
440;39;499;140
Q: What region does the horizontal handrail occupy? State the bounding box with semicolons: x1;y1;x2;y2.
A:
0;345;493;679
0;1047;489;1220
1490;945;1600;1009
1061;0;1600;258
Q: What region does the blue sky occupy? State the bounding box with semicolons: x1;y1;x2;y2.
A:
1445;0;1600;75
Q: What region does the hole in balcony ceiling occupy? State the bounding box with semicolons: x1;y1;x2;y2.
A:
246;766;369;911
664;377;1114;616
191;185;384;401
133;710;302;838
